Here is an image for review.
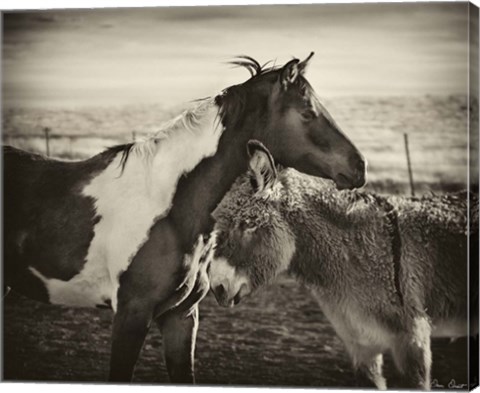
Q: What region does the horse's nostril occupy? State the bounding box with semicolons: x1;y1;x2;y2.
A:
347;154;367;188
354;157;366;175
349;152;365;171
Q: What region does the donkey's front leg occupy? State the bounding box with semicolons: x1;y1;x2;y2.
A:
353;353;387;390
392;316;432;390
157;304;199;384
109;298;154;382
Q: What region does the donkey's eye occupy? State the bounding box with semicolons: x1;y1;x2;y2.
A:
250;176;259;191
302;109;317;121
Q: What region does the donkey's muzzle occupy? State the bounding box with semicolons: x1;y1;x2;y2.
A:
212;283;228;305
212;283;236;307
211;283;248;308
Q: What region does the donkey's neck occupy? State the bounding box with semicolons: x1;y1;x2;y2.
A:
279;173;388;289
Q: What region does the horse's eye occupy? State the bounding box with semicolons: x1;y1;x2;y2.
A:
302;109;317;121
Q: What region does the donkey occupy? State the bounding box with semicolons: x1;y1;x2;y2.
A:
4;53;367;383
207;140;478;390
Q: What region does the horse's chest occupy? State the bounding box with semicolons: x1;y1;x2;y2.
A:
151;235;213;317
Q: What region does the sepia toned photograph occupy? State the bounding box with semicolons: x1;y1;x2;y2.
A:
2;1;479;390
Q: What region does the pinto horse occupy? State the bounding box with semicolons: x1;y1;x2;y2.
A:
4;53;366;383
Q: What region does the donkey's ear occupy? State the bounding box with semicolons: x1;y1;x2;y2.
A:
246;140;277;194
298;51;314;75
280;59;300;89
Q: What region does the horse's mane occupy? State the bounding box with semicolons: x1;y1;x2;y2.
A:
216;56;285;129
117;143;135;173
113;98;219;174
111;55;307;175
228;55;279;77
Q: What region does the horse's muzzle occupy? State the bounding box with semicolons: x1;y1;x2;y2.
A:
336;156;368;190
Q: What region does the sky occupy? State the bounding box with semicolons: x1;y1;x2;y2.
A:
2;2;473;108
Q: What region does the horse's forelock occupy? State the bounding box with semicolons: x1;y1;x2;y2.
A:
221;55;318;122
229;55;278;78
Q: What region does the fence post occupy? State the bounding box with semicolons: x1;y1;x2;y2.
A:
403;133;415;197
132;131;136;142
44;127;51;157
69;136;73;157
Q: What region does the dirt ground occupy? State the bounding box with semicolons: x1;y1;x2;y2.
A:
3;276;473;389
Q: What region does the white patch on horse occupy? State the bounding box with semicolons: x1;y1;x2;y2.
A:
29;265;111;307
34;99;224;310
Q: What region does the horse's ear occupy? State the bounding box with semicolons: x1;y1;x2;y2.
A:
298;51;314;75
280;59;300;89
247;140;277;194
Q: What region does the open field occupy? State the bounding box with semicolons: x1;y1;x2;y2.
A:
3;95;477;192
2;95;477;387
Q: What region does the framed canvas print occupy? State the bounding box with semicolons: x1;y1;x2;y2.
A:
1;1;479;390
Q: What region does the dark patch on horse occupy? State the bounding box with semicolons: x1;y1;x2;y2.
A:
216;86;248;130
4;268;50;303
373;195;404;307
168;114;252;251
3;145;122;302
117;143;134;174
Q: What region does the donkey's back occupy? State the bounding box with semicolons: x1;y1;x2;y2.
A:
392;191;478;334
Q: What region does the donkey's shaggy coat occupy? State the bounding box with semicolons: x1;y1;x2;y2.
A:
208;141;478;390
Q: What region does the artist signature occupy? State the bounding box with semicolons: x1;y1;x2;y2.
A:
431;379;469;389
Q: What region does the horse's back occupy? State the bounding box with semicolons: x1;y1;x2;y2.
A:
3;145;80;232
4;145;46;192
3;145;111;302
4;146;78;205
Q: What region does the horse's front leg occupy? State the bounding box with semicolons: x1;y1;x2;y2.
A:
156;304;199;384
108;296;155;382
3;285;11;299
155;236;211;384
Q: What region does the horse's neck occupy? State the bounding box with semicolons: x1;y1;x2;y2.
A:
169;126;252;251
84;101;224;224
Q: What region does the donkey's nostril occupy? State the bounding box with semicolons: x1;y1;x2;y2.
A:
213;283;226;300
233;291;242;305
